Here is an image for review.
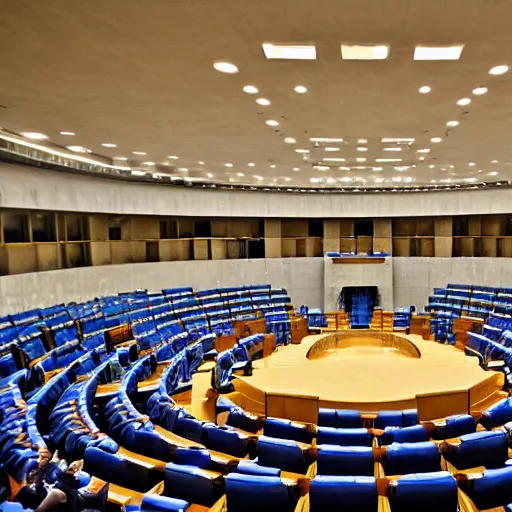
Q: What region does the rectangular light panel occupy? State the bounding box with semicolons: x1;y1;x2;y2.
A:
414;45;464;61
381;138;415;143
322;157;346;162
341;44;390;60
376;158;403;162
263;43;316;60
310;137;344;143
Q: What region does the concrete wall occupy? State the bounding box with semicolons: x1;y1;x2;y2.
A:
2;255;512;316
2;162;512;218
0;258;324;315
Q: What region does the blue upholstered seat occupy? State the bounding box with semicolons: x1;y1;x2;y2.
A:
431;414;477;440
388;471;458;512
309;476;378;512
263;418;314;443
235;460;281;477
460;465;512;510
226;473;300;512
317;427;373;447
440;430;509;469
317;445;374;476
257;435;313;474
383;442;441;475
380;425;429;445
140;494;190;512
480;397;512;429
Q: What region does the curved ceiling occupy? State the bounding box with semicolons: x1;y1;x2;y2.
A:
1;0;512;190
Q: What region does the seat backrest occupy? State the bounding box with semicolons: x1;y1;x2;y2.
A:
226;473;299;512
388;471;458;512
257;435;312;474
140;494;190;512
460;465;512;510
317;445;374;476
383;442;441;475
317;426;373;447
480;397;512;429
263;418;314;444
309;476;378;512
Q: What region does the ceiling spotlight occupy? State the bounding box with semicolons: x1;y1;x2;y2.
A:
489;171;498;176
20;132;48;140
262;43;317;60
101;143;116;148
254;175;264;180
457;98;471;106
213;61;239;74
198;161;205;165
464;178;477;183
293;167;300;172
446;120;459;127
284;137;296;144
67;145;88;153
115;156;128;161
133;151;147;155
237;172;245;177
265;120;279;126
167;155;178;159
418;156;425;161
414;45;464;61
356;157;366;162
324;147;339;152
270;164;276;168
357;147;368;152
383;147;402;152
295;149;309;153
229;178;235;183
59;131;75;136
491;159;499;164
224;163;234;167
469;162;476;166
489;65;509;76
248;162;255;167
357;139;368;144
142;161;155;166
206;173;214;178
314;165;330;171
243;85;258;94
419;86;431;94
472;87;488;95
294;85;307;93
256;98;271;106
430;137;442;143
178;167;188;172
429;164;435;169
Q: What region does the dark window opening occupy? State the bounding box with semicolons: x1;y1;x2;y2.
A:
3;212;30;243
354;219;373;237
194;221;211;237
32;213;56;242
308;219;324;237
453;217;469;237
109;226;122;240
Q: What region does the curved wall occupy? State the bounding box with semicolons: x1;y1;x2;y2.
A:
2;256;512;316
1;163;512;218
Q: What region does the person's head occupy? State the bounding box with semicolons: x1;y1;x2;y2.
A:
38;447;51;468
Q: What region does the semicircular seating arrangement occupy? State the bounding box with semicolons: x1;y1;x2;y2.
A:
2;284;512;511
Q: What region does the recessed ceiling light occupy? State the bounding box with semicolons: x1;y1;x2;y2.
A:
357;147;368;152
472;87;488;95
469;162;476;166
457;98;471;106
59;131;75;136
356;157;366;162
324;147;339;152
256;98;271;106
430;137;442;143
314;165;330;171
265;120;279;126
133;151;147;155
341;44;389;60
67;145;88;153
489;171;498;176
383;147;402;152
491;160;499;164
464;177;477;182
101;143;117;148
357;139;368;144
322;158;346;162
310;137;344;143
254;175;264;181
284;137;296;144
198;161;205;165
419;86;431;94
262;43;316;60
376;158;402;163
248;162;255;167
229;178;235;183
419;156;425;161
295;149;309;153
213;61;239;74
429;164;435;169
270;164;276;168
142;161;155;166
374;177;385;183
224;163;234;167
294;85;307;93
206;173;214;178
115;156;128;161
414;45;464;61
489;65;509;76
381;138;415;143
372;167;383;171
178;167;188;172
340;177;353;182
236;172;245;177
167;155;178;159
243;85;258;94
20;132;48;140
446;120;459;127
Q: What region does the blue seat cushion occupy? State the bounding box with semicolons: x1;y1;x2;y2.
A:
317;427;373;447
381;425;429;445
263;418;314;444
480;398;512;429
257;435;312;474
140;494;190;512
463;465;512;510
384;442;441;475
431;414;476;440
317;445;374;476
